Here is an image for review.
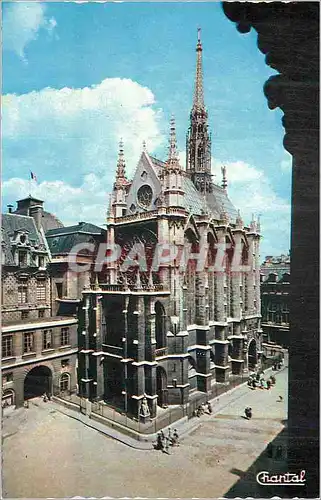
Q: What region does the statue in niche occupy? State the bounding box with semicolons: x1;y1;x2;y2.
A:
139;395;150;422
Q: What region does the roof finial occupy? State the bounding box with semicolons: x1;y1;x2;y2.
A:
115;138;127;185
236;209;243;228
220;203;229;224
166;116;179;169
193;27;205;111
142;140;147;152
221;165;228;190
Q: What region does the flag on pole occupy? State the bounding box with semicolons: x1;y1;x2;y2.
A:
30;171;37;182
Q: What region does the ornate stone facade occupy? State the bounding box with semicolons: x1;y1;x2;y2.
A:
1;197;78;409
79;32;263;418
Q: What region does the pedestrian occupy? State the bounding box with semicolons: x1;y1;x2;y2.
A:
270;375;276;385
24;400;29;409
245;407;252;419
197;405;203;417
156;433;163;450
43;392;48;402
164;437;170;454
168;427;172;440
266;379;271;390
173;428;179;446
278;395;283;402
207;401;212;414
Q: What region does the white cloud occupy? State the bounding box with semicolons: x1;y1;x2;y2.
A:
3;78;164;183
212;159;291;256
3;175;109;228
3;3;57;60
179;152;290;256
3;78;289;257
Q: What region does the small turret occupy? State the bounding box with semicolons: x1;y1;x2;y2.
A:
162;117;185;209
221;165;228;191
112;140;130;218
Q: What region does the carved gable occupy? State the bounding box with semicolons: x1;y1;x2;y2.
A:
125;152;162;214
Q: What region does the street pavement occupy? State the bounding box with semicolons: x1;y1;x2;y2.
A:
2;365;288;498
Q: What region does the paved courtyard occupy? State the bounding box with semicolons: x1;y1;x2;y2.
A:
3;366;288;498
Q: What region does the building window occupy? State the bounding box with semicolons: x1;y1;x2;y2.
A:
3;372;13;383
56;282;63;299
43;329;52;350
2;336;13;358
18;251;27;267
60;373;70;392
18;285;28;304
37;281;46;302
21;311;29;320
38;309;45;318
24;332;34;353
39;256;45;268
61;327;70;346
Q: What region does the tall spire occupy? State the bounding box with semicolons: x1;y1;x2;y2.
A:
166;116;180;169
186;28;212;193
193;28;205;111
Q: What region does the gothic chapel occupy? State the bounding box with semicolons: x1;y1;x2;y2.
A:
78;30;262;418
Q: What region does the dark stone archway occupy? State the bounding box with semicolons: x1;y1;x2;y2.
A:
24;366;52;400
248;339;257;371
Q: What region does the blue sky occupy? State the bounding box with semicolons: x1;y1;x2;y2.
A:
2;2;292;257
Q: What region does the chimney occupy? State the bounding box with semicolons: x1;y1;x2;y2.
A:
29;205;43;231
7;204;13;214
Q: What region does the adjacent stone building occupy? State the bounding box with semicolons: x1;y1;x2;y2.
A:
261;254;290;348
78;31;263;418
1;197;78;409
46;222;106;317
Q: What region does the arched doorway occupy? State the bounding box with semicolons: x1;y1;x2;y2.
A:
155;301;166;349
24;366;52;400
156;366;168;407
248;339;257;371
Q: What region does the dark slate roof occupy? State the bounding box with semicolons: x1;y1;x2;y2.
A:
149;156;238;219
46;222;106;255
1;227;15;266
1;213;47;266
46;222;104;237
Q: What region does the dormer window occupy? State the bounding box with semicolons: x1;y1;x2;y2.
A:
18;251;28;267
39;256;45;268
20;234;26;244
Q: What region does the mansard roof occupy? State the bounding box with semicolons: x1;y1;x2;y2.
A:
46;221;106;255
2;213;43;244
1;213;47;266
46;221;104;237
